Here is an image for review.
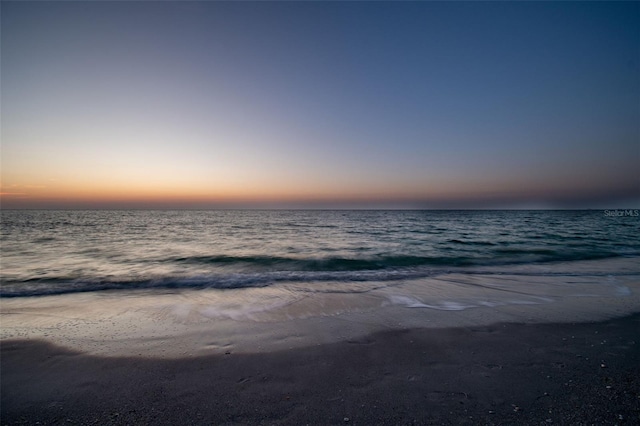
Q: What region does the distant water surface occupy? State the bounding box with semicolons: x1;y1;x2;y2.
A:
1;210;639;297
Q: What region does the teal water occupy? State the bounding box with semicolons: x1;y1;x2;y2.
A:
1;210;639;297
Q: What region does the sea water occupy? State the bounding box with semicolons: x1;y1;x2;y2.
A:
1;210;639;355
2;210;639;296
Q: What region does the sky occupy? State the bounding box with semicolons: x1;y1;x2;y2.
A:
1;1;639;209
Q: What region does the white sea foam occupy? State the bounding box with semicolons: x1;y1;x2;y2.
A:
387;295;475;311
387;295;549;311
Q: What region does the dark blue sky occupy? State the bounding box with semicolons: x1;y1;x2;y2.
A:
2;1;639;208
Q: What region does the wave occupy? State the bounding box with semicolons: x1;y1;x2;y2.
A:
170;249;630;270
170;254;477;270
0;268;442;298
491;248;627;263
3;261;639;298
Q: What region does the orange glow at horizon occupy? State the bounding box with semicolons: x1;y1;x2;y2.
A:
3;170;635;209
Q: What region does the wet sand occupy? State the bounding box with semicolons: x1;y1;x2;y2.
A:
3;314;639;425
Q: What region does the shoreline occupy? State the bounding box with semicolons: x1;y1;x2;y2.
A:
3;314;639;425
2;256;639;359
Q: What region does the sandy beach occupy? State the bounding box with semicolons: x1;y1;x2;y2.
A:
2;313;639;425
3;256;640;424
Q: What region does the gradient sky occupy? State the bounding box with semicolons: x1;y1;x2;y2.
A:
1;1;639;209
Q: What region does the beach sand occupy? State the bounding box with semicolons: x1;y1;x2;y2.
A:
2;314;640;425
2;258;640;425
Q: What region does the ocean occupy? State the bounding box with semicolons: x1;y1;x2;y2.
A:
2;209;640;356
1;210;639;297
